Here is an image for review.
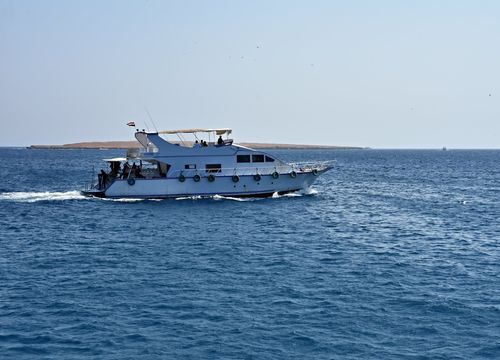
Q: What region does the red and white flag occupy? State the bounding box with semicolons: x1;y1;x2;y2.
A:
127;121;135;127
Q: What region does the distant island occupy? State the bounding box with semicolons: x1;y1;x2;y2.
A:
28;140;363;150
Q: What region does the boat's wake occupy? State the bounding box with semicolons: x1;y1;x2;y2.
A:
213;195;260;202
0;191;87;203
0;188;319;203
175;188;319;202
173;194;260;202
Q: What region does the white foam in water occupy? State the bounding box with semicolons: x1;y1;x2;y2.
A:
212;188;320;201
281;192;303;197
0;191;87;203
271;187;319;199
175;195;203;201
0;191;154;203
212;194;258;202
302;188;319;196
102;197;147;203
175;195;257;202
0;188;320;203
175;193;301;202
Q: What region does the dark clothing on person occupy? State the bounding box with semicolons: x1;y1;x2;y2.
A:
217;136;223;145
99;169;108;189
110;162;120;178
122;163;130;179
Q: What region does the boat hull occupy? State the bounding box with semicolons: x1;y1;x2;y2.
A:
82;171;325;199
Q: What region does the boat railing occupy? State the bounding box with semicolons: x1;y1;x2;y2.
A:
85;166;96;191
85;160;334;189
289;160;335;171
168;160;334;178
168;165;288;178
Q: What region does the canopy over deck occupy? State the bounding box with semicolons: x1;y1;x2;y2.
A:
158;128;232;136
103;157;127;162
103;157;158;162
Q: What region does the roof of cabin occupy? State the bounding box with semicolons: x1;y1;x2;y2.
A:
158;128;232;136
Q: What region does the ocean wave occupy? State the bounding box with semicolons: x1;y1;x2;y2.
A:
0;191;87;203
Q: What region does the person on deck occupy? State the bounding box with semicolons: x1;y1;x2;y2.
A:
122;162;130;179
99;169;108;189
193;140;201;148
217;136;223;145
110;162;119;178
131;163;138;177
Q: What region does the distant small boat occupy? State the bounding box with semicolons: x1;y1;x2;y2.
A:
442;147;447;151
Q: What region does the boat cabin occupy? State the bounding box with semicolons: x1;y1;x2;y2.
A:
96;128;286;188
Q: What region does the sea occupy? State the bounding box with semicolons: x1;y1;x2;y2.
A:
0;148;499;359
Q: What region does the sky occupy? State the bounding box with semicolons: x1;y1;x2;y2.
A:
0;0;499;148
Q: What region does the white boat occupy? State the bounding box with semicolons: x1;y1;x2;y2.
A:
82;128;333;199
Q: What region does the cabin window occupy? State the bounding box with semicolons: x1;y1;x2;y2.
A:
252;154;265;163
205;164;221;173
185;164;196;169
237;155;251;163
265;156;275;162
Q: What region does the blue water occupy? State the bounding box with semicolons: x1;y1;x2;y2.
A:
1;148;499;359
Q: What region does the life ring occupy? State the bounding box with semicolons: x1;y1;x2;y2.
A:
253;174;261;181
289;171;297;178
232;175;240;183
208;174;216;182
193;174;201;182
127;178;135;186
179;174;186;182
272;171;279;179
312;169;319;176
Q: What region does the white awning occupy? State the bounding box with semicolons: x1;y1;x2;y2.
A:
158;128;232;136
103;157;158;163
103;157;127;162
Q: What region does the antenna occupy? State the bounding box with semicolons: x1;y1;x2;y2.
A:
145;107;159;133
